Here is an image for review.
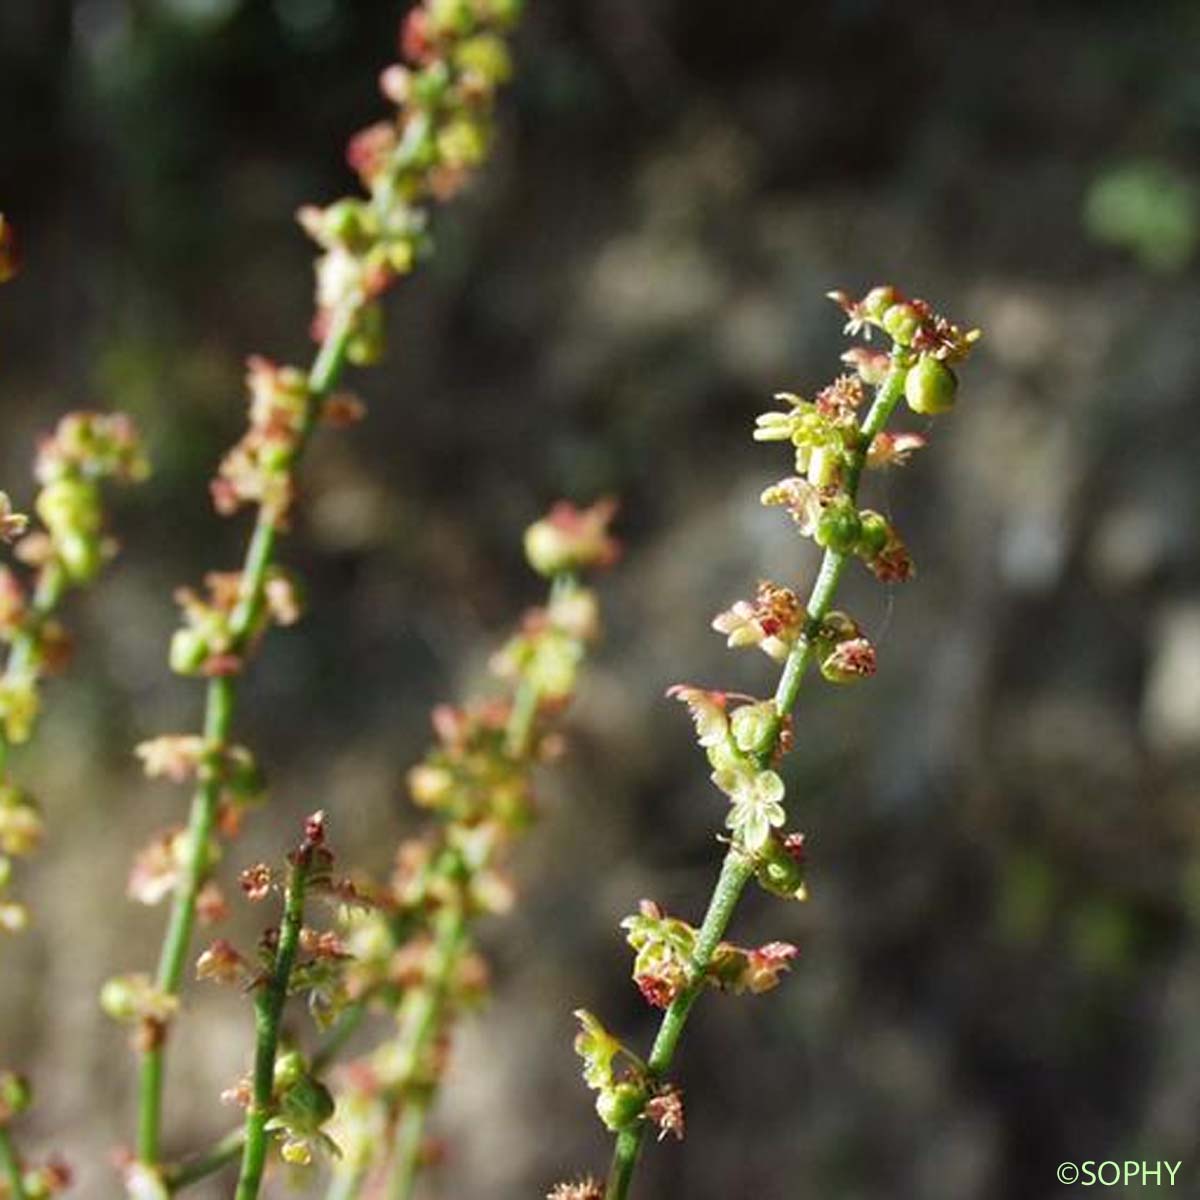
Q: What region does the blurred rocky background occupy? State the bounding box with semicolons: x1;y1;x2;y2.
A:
2;0;1200;1196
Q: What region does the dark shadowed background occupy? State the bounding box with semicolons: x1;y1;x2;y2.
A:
2;1;1200;1197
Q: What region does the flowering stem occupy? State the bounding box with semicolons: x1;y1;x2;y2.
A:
137;306;355;1165
604;366;908;1200
379;574;574;1200
0;560;68;777
0;1127;27;1200
382;902;468;1200
233;839;316;1200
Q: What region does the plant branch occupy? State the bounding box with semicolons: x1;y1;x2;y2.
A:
381;899;468;1200
0;1127;27;1200
137;307;355;1164
603;366;909;1199
233;832;318;1200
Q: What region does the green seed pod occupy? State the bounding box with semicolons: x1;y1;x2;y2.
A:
56;530;102;582
596;1081;648;1133
280;1074;336;1132
730;702;779;757
855;510;891;559
169;628;209;676
483;0;524;28
323;199;368;245
904;355;958;415
429;0;475;35
99;976;141;1023
815;501;862;554
881;302;922;346
0;1070;32;1119
274;1050;306;1092
705;739;743;776
455;34;513;86
346;304;385;366
412;61;452;108
36;477;101;538
861;285;897;321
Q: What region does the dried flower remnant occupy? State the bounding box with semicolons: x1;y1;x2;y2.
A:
557;287;980;1198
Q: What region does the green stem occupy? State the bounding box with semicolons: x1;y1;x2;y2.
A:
234;843;314;1200
325;1160;369;1200
0;560;70;777
0;1126;28;1200
162;1004;361;1194
383;904;468;1200
603;365;909;1200
136;306;356;1166
164;1127;245;1192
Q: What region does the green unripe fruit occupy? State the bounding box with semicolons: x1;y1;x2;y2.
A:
485;0;524;29
279;1075;336;1131
705;740;743;776
347;304;385;366
881;302;922;346
0;1071;32;1118
596;1081;648;1133
861;285;897;321
429;0;474;34
324;199;367;245
99;977;140;1023
855;510;890;559
815;501;862;554
36;477;101;537
274;1050;305;1091
413;62;452;107
904;355;958;415
730;702;779;756
455;34;513;86
756;851;806;901
57;531;102;582
169;628;209;676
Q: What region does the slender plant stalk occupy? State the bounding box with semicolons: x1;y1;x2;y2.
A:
1;562;67;687
164;995;366;1192
379;608;559;1200
0;1126;27;1200
233;838;317;1200
383;905;468;1200
603;368;908;1199
137;308;354;1163
164;1128;245;1193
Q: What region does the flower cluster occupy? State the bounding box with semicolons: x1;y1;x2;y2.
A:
298;0;524;352
212;356;365;528
559;288;979;1198
322;500;615;1196
0;414;147;934
200;814;348;1181
622;899;798;1009
570;1009;683;1142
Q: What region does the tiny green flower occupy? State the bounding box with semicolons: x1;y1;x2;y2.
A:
712;767;786;851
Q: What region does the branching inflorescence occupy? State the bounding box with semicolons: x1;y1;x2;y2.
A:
89;3;526;1194
158;500;617;1199
0;214;148;1200
553;287;980;1200
320;499;617;1200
